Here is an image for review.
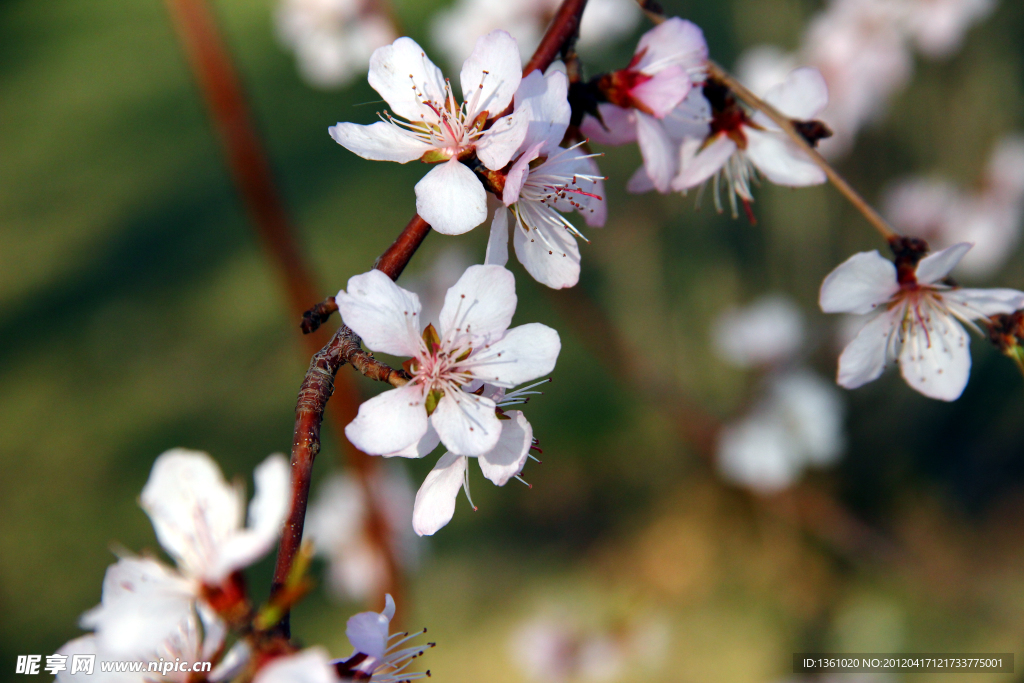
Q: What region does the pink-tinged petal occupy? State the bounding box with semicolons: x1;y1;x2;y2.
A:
744;128;826;187
471;322;560;387
346;609;390;660
634;17;708;75
503;142;544;205
475;112;529;170
630;65;691;118
431;390;501;456
627;165;656;194
819;251;899;314
382;593;396;620
415;159;488;235
81;557;195;658
485;208;511;267
836;309;901;389
915;242;972;285
140;449;243;577
579;104;637;146
253;648;338;683
328;122;432;163
478;410;533;486
672;135;735;191
660;88;711;141
762;67;828;120
636;111;676;193
514;70;572;155
345;384;429;456
439;264;516;342
898;311;971;401
412;452;467;536
207;454;290;582
460;30;522;119
943;287;1024;318
384;423;441;458
368;37;446;122
513;216;581;288
336;269;422;357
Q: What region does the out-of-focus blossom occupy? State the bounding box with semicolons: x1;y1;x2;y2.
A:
819;243;1024;400
430;0;641;70
254;649;340;683
672;68;829;215
333;594;433;683
900;0;995;58
329;32;527;235
718;371;845;494
712;294;806;368
486;69;605;289
306;468;420;601
337;266;560;458
275;0;396;89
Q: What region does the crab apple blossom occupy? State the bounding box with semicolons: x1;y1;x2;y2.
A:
820;241;1024;401
336;265;560;457
412;381;544;535
329;32;528;235
485;69;606;289
672;67;829;217
333;594;433;683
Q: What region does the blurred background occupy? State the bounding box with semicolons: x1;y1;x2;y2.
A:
3;0;1024;681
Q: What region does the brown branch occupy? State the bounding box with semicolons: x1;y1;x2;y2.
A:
301;297;339;334
523;0;589;76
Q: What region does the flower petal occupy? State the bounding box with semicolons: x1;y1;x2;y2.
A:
384;423;442;458
898;309;971;401
762;67;828;120
579;104;637;146
252;648;337;683
431;390;502;456
819;250;899;314
460;30;522;119
412;452;467;536
514;69;572;155
634;17;708;76
207;454;291;582
345;383;429;456
439;264;516;343
717;413;798;494
368;37;446;122
346;609;390;660
470;322;561;387
328;121;432;163
478;410;533;486
415;159;488;235
836;308;901;389
744;128;826;187
636;111;677;193
512;215;581;288
672;135;736;191
485;208;511;267
336;269;422;357
915;242;972;285
630;65;691;118
627;165;656;194
476;111;530;170
503;142;544;205
140;449;243;577
944;287;1024;318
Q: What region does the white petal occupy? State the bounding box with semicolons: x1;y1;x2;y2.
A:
513;219;581;289
207;454;291;581
412;452;467;536
635;112;677;193
771;371;846;466
209;640;251;683
345;383;429;456
478;410;533;486
346;609;390;660
439;264;516;343
819;250;899;314
328;122;432;163
431;390;501;456
672;135;736;191
898;310;971;401
634;17;708;75
485;208;511;267
836;308;901;389
336;269;422;357
57;636;139;683
744;128;826;187
252;648;337;683
460;30;522;119
503;142;544;205
382;593;396;620
762;67;828;120
476;112;530;170
629;65;691;118
415;159;488;235
514;69;571;155
944;287;1024;318
627;165;656;194
140;449;243;577
470;322;560;387
384;424;441;458
717;413;799;494
368;37;446;122
579;104;637;146
915;242;972;285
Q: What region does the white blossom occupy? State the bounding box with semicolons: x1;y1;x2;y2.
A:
712;294;806;368
334;594;433;683
253;648;340;683
336;266;560;457
329;32;528;235
819;243;1024;400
